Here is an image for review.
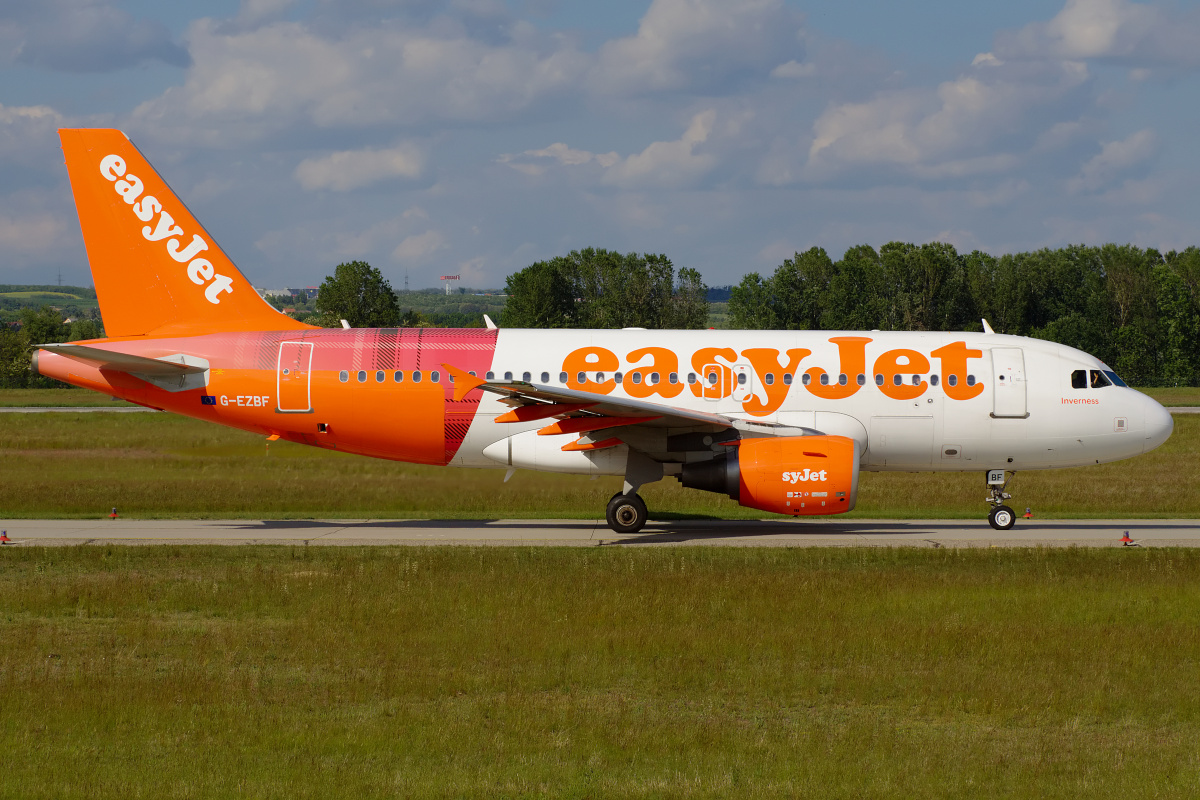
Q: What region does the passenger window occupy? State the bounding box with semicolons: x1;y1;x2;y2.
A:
857;374;866;386
892;375;902;386
596;372;606;383
485;372;494;380
376;371;385;383
838;373;847;386
615;372;624;384
783;374;793;386
522;372;531;382
631;373;643;385
577;372;586;384
765;373;775;386
1090;370;1111;388
357;371;367;383
802;373;811;386
650;373;660;385
948;374;958;387
412;371;422;383
394;371;403;383
737;372;747;386
559;372;567;383
541;372;549;383
431;371;440;383
911;375;920;385
339;370;348;382
503;371;512;381
875;374;884;386
707;372;717;385
966;374;976;386
688;373;698;385
1071;370;1086;389
820;373;829;386
669;372;679;384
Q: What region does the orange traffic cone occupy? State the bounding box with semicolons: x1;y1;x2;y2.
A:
1023;507;1033;519
109;507;118;520
0;531;10;544
1120;530;1138;547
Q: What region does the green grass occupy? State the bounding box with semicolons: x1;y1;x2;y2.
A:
1141;386;1200;406
1;411;1196;519
0;388;133;407
0;546;1198;798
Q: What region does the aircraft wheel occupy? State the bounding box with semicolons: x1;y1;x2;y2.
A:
606;493;648;534
988;505;1016;530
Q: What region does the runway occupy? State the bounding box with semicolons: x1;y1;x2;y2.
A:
1;518;1196;547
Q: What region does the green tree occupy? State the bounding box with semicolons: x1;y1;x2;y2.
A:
828;245;888;330
502;249;707;329
314;261;401;328
0;326;29;388
501;259;577;328
19;306;67;345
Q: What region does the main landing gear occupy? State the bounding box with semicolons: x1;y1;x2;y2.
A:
985;469;1016;530
606;492;648;534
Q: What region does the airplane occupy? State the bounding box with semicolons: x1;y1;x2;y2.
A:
31;129;1174;534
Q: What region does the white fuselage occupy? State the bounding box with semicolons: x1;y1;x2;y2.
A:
453;329;1173;475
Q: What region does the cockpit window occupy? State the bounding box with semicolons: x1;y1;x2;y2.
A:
1103;370;1127;387
1090;370;1111;388
1071;369;1086;389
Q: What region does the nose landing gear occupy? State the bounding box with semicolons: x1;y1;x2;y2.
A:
985;469;1016;530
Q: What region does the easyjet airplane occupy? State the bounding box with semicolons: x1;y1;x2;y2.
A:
33;129;1174;533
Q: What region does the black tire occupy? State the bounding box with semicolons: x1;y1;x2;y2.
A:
988;505;1016;530
606;493;648;534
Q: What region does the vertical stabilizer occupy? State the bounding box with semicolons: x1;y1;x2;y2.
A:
59;128;312;337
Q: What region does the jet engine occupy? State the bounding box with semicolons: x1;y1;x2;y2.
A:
680;435;859;516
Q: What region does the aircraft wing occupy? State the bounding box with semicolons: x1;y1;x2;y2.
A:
35;343;206;376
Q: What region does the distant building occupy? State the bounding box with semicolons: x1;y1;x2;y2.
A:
305;286;319;299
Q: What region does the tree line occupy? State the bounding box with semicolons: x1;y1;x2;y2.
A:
728;242;1200;387
5;242;1199;388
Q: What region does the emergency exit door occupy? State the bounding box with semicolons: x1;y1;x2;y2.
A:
991;347;1027;418
277;341;313;413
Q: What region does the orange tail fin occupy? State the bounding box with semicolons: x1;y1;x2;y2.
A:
59;128;312;338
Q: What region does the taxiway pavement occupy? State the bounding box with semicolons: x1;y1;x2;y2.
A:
1;518;1196;547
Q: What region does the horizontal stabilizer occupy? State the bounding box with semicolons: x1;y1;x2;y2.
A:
35;343;206;376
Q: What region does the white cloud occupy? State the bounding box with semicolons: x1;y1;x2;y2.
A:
391;230;447;263
603;110;717;188
132;18;588;140
770;60;816;79
0;211;67;255
294;143;423;191
591;0;805;94
0;0;189;72
504;111;719;189
1068;128;1156;192
806;59;1090;179
995;0;1200;67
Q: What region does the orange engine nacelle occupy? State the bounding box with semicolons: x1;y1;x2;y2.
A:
680;435;859;516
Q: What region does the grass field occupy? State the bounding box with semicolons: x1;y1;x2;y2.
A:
1;408;1196;519
0;545;1197;798
0;388;133;407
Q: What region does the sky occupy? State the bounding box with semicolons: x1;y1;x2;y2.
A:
2;0;1200;291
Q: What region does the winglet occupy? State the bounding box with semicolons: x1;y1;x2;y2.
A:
982;318;995;335
483;314;498;330
443;363;487;401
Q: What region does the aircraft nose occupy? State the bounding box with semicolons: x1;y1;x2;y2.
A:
1143;397;1173;454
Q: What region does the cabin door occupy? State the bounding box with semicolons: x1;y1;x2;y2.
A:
991;347;1027;418
277;341;314;413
